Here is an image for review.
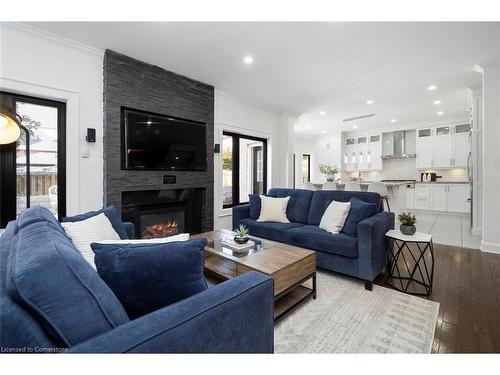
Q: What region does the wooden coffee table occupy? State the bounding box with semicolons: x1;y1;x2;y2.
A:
191;229;316;320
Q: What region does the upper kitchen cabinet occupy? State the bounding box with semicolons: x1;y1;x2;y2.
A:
416;128;435;169
416;124;470;169
343;134;382;172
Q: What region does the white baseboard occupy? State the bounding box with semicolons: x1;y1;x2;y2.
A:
481;240;500;254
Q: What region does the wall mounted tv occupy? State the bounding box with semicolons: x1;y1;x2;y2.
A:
121;107;208;171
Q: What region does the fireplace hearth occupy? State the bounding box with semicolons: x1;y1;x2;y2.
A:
122;188;204;239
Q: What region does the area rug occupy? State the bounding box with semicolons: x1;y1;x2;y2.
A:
275;271;439;353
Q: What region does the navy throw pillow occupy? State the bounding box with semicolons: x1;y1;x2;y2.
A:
248;194;262;219
62;205;129;239
342;197;378;237
91;238;208;319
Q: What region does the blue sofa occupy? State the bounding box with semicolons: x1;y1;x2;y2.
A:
233;188;395;290
0;206;274;353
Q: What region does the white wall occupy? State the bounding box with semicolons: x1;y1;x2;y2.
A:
0;23;104;215
214;90;287;229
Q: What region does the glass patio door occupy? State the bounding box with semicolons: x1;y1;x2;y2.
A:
0;92;66;226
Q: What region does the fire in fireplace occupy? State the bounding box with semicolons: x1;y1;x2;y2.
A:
142;220;179;239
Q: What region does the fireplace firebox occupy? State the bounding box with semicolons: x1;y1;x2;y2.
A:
121;188;204;239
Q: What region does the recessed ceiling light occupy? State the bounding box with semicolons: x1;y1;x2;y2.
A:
321;130;326;134
433;100;441;105
390;119;397;123
428;85;437;91
243;56;253;64
437;111;444;115
366;99;374;105
320;110;326;115
353;125;358;129
305;125;310;129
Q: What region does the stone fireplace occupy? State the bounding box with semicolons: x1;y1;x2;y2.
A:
103;50;214;235
122;188;205;239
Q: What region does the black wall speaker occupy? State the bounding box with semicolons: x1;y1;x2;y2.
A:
214;144;220;153
86;128;96;143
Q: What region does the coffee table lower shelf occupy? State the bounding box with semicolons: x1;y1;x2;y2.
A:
204;255;316;321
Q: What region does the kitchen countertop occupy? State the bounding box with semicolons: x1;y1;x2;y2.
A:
317;180;415;188
414;181;469;184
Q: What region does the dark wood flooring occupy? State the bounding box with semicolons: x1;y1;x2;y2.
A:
375;243;500;353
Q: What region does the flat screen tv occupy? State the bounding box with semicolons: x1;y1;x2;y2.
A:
122;107;208;171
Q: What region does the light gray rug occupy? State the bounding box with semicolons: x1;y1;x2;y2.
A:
275;271;439;353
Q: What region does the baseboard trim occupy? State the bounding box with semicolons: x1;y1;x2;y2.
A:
481;241;500;254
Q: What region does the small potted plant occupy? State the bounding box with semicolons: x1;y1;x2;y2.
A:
319;164;339;182
234;224;250;244
398;212;417;235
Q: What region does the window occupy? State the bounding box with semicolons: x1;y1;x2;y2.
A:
0;92;66;226
222;131;267;208
302;154;311;183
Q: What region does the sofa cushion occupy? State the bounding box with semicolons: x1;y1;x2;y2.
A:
267;188;314;224
16;206;66;235
257;195;290;223
61;213;121;269
6;220;130;347
342;197;379;237
284;225;358;258
240;218;304;243
308;190;381;226
91;239;208;320
248;194;262;219
62;205;129;239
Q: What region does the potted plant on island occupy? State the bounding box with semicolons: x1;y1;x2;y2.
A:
234;224;250;244
319;164;340;182
398;212;417;235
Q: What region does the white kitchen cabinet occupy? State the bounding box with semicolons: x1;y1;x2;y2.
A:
416;135;434;169
453;133;470;167
414;183;470;213
368;135;382;171
434;126;453;168
416;125;470;169
415;184;431;209
447;184;470;213
343;135;382;172
430;184;447;211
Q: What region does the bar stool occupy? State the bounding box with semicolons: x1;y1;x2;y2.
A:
344;182;361;191
322;182;337;190
368;182;391;211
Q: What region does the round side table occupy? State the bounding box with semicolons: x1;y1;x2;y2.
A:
385;229;435;296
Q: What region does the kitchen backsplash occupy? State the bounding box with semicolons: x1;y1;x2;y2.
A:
347;158;468;182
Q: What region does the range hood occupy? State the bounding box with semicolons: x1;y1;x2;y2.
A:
381;130;416;159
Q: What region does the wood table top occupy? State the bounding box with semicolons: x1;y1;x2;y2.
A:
191;229;316;275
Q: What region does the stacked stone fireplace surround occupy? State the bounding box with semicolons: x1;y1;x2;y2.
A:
103;50;214;237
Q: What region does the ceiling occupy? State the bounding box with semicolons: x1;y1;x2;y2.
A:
24;22;500;136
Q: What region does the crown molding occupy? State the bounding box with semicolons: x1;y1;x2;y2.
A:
2;22;104;57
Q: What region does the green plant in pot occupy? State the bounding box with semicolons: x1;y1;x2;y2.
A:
234;224;250;244
319;164;339;182
398;212;417;235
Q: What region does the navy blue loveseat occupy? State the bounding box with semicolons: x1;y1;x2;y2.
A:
233;188;395;290
0;206;274;353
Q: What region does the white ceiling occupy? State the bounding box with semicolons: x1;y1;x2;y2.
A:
24;22;500;136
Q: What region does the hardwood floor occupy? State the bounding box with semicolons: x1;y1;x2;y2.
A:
375;243;500;353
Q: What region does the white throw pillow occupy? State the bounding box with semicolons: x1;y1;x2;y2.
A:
61;213;120;269
257;195;290;223
94;233;190;245
319;200;351;234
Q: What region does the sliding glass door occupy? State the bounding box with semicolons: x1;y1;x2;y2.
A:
0;92;66;226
